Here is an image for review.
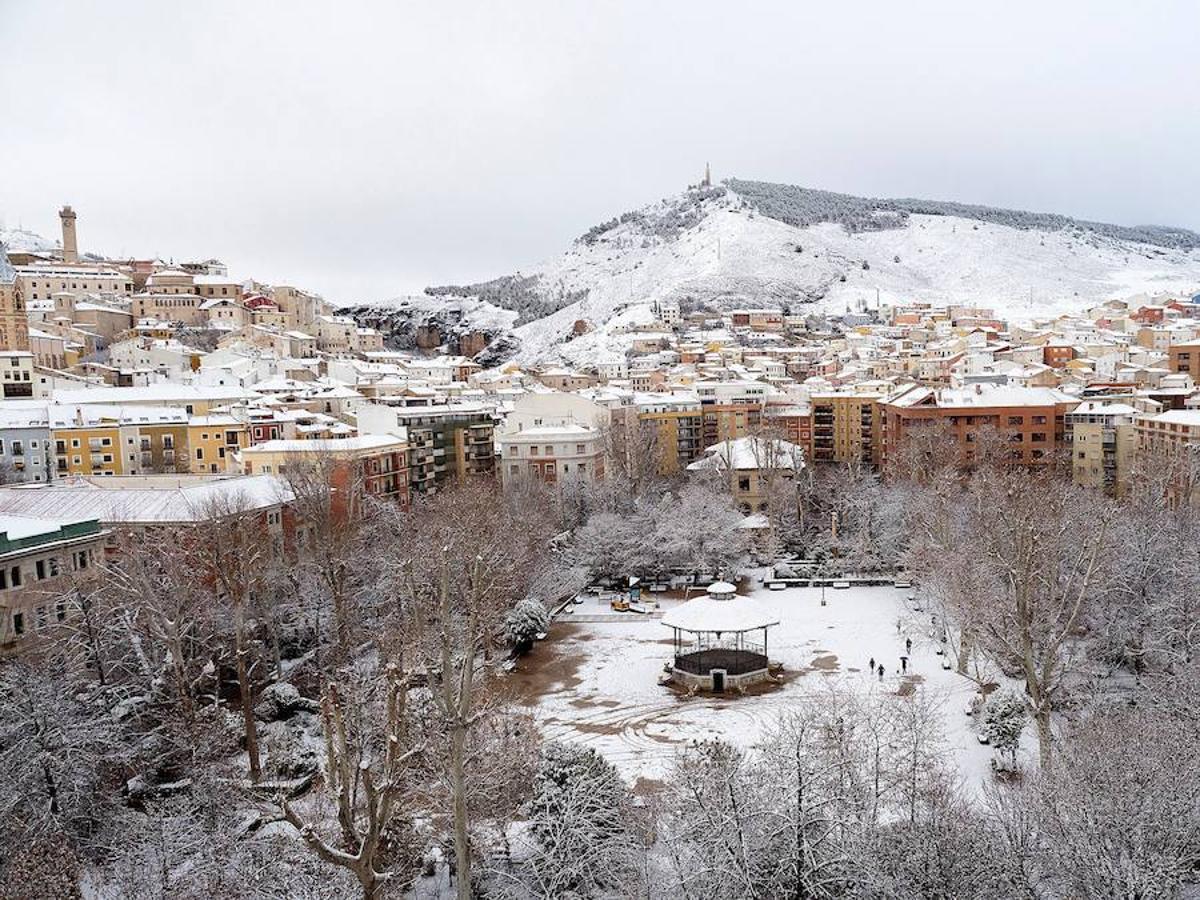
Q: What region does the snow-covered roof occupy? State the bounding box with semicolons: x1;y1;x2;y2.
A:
662;592;779;634
0;475;291;525
1147;409;1200;427
686;437;805;472
243;434;406;454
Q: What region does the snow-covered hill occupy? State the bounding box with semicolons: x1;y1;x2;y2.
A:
0;224;59;254
353;180;1200;367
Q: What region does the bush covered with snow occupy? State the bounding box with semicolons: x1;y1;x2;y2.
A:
524;741;633;895
982;689;1026;772
504;598;550;656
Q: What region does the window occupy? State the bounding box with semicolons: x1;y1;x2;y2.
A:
529;446;539;456
10;441;22;457
10;566;21;587
510;464;519;474
576;444;586;454
1008;416;1023;426
12;612;23;635
1031;415;1048;425
163;436;174;449
36;560;46;580
1031;432;1047;443
738;477;751;492
196;448;204;460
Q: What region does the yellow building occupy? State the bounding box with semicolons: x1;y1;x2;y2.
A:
810;389;886;465
50;405;188;477
628;393;705;474
187;415;249;474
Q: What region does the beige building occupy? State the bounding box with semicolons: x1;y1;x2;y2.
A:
15;264;134;302
315;314;384;354
686;436;805;513
1066;400;1139;497
0;514;106;652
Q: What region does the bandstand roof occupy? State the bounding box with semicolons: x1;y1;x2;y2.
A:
662;594;779;634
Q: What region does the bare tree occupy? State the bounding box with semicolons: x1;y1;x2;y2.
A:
391;480;552;900
282;452;370;663
186;493;278;781
913;468;1114;764
282;665;420;899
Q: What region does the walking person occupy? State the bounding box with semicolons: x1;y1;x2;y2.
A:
877;663;885;681
905;636;912;655
869;656;875;673
900;655;908;673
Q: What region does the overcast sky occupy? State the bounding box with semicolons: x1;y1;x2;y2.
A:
2;1;1198;304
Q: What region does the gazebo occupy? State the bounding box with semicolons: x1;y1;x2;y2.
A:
662;581;780;692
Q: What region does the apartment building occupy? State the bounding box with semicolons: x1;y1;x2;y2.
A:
880;385;1078;468
810;388;887;465
0;407;52;484
1135;409;1200;505
187;414;249;474
629;391;704;473
1168;340;1200;376
0;351;37;399
1066;400;1139;497
766;404;814;460
0;514;106;652
360;402;496;491
50;404;189;476
240;434;410;509
500;423;604;486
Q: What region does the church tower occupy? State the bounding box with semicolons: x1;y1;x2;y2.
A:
60;205;78;264
0;245;29;352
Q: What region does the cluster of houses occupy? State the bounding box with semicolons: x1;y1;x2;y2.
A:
3;207;1200;653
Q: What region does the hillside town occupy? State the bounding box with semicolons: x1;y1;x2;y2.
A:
2;209;1199;597
4;204;1200;899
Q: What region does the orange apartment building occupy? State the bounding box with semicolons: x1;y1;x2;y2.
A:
880;385;1079;468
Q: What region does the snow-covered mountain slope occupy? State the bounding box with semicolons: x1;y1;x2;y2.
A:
0;224;59;254
353;180;1200;367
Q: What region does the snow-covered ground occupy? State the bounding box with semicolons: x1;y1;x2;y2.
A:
511;578;1035;791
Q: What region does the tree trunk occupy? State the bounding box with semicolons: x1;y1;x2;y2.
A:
1034;703;1053;768
235;601;261;780
450;720;471;900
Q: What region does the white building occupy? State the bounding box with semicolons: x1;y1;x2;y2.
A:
500;423;604;486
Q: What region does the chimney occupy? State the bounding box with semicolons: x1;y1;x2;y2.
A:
59;206;78;264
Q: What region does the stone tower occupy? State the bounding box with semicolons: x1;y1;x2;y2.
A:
702;162;712;188
0;244;29;351
60;205;78;264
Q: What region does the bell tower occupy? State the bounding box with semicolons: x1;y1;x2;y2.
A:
60;205;78;264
